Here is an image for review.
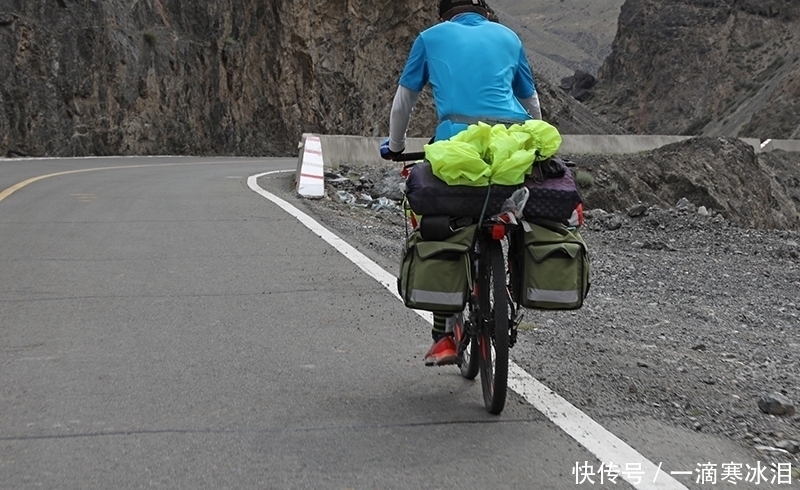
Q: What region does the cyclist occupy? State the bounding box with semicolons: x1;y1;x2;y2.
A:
380;0;543;366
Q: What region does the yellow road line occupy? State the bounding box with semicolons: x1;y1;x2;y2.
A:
0;161;235;204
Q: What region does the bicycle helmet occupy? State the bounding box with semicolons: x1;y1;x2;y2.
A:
438;0;489;19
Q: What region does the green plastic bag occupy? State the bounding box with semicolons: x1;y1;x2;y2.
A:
424;120;562;186
518;119;562;159
423;140;490;187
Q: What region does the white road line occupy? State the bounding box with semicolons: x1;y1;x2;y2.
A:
248;171;687;490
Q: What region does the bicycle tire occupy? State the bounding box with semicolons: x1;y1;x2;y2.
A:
450;310;479;380
478;239;509;415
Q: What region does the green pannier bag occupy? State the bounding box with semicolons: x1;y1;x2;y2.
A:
511;222;590;310
398;224;477;313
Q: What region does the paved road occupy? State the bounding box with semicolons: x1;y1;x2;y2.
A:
0;157;627;489
2;156;785;489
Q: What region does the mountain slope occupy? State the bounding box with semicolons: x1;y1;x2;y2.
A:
488;0;625;83
585;0;800;138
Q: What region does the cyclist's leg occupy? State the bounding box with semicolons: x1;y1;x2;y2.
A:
424;312;457;366
432;313;447;340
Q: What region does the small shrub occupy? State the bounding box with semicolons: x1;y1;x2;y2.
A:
722;98;734;112
682;117;712;136
516;321;541;332
575;171;594;188
11;85;29;99
755;56;786;82
143;31;157;47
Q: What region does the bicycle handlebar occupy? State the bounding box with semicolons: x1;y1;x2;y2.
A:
390;151;426;162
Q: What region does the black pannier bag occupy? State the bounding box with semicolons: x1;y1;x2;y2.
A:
404;158;582;224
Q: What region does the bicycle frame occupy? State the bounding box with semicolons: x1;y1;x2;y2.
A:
391;150;521;414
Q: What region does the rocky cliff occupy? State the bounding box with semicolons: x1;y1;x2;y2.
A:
0;0;620;158
586;0;800;139
0;0;433;156
572;137;800;230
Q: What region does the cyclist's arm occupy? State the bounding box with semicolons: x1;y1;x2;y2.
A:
389;84;421;153
518;93;542;120
512;44;542;120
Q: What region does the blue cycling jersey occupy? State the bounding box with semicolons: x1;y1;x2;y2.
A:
399;13;536;141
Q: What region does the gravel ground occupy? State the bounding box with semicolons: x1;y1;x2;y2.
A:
261;162;800;476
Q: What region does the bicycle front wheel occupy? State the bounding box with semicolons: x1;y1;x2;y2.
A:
477;239;509;415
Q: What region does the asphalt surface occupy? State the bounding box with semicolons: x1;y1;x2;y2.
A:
0;157;621;489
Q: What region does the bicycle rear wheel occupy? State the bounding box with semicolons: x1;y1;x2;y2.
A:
477;239;509;415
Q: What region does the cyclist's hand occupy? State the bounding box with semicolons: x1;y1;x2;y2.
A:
380;138;404;160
